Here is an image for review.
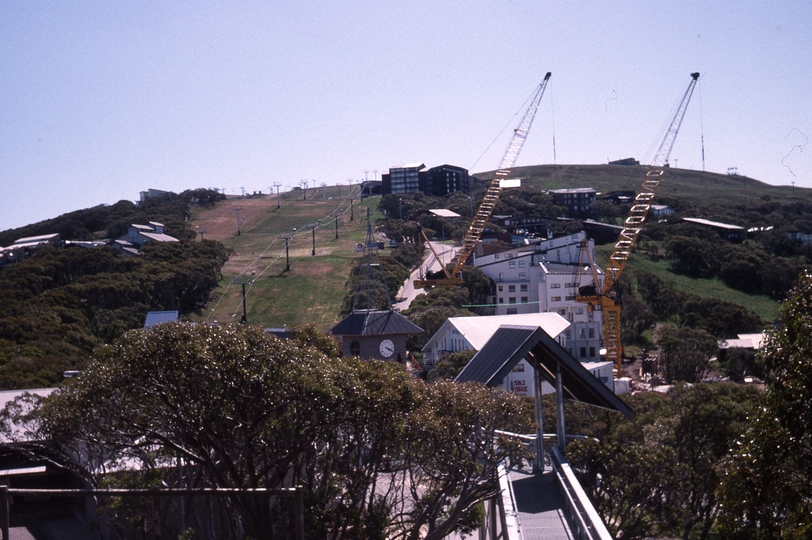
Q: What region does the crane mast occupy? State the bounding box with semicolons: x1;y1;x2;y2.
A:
415;72;552;289
577;72;700;375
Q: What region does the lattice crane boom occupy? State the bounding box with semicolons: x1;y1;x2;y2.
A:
578;72;700;375
415;72;552;289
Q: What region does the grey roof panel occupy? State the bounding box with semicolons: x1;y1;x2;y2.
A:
456;325;632;418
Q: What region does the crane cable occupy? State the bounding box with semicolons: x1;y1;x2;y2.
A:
468;85;540;172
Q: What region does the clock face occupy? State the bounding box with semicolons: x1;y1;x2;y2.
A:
379;338;395;358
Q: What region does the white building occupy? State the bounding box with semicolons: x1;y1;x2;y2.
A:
473;232;604;362
422;312;615;395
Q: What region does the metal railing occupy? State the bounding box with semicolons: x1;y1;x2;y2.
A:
549;447;613;540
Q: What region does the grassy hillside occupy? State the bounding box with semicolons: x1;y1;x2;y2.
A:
188;186;382;331
477;163;801;207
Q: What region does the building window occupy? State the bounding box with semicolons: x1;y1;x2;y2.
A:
576;307;584;314
350;341;361;356
558;309;566;316
509;261;516;269
494;254;499;259
519;272;526;279
518;260;526;268
520;284;528;292
589;328;595;338
551;296;561;302
565;329;571;338
565;282;576;288
566;295;576;301
499;298;504;304
521;296;528;303
512;363;525;372
590;347;596;357
580;328;586;339
508;285;516;293
498;285;504;292
580;347;587;358
551;283;561;289
506;308;518;315
509;297;516;304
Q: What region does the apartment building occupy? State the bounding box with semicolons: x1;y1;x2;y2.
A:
473;232;604;361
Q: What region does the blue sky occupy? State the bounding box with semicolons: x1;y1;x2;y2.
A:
2;1;810;231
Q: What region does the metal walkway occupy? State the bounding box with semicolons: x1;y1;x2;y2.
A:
509;468;574;539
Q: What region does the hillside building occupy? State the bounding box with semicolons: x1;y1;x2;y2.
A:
682;217;745;241
0;233;61;266
381;163;470;197
473;232;604;361
548;188;597;218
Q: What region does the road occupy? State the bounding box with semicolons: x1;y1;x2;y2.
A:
393;241;456;311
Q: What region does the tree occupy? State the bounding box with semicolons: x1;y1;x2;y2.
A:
665;236;718;278
7;323;534;539
717;273;812;538
655;325;717;383
620;296;656;344
428;350;476;381
567;384;760;540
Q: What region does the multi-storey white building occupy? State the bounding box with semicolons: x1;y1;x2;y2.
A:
473;232;605;361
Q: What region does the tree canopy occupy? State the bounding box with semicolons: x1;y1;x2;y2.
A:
716;273;812;538
8;323;534;540
0;190;229;389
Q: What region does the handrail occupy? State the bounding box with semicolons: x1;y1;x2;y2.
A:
550;447;613;540
497;462;523;540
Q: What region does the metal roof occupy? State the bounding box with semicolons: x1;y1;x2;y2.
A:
330;309;423;336
423;313;569;352
456;325;633;418
144;311;179;328
429;209;461;219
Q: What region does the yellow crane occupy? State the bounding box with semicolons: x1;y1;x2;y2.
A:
415;72;552;289
576;72;701;375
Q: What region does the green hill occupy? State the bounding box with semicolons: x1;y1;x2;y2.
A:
191;165;809;332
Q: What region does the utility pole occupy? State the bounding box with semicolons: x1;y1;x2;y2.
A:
307;220;321;257
232;273;255;324
399;197;403;220
277;232;293;271
274;183;282;208
233;206;243;236
300;180;308;200
350;198;355;221
331;210;342;240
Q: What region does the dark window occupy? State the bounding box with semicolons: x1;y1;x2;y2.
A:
590;347;596;357
350;340;361;356
580;347;587;358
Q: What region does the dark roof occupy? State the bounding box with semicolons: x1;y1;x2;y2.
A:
456;325;632;418
330;310;423;337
